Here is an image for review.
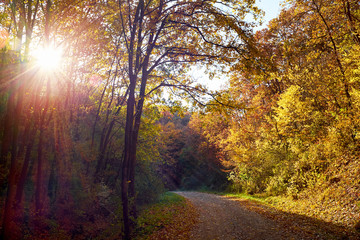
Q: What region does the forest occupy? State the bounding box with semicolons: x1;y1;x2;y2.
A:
0;0;359;239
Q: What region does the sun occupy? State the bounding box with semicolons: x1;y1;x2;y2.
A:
34;46;63;72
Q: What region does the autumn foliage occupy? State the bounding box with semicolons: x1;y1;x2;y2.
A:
193;0;360;229
0;0;360;239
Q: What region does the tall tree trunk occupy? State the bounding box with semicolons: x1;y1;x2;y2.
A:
1;68;24;239
15;125;36;209
35;76;51;216
121;76;136;240
34;0;52;218
121;0;144;237
35;124;45;215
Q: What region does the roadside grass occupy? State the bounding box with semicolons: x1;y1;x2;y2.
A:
134;192;197;240
222;192;268;204
198;189;269;205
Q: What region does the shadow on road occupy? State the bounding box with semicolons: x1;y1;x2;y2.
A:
224;195;359;240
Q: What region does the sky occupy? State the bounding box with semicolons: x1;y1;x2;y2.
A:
256;0;283;27
194;0;283;91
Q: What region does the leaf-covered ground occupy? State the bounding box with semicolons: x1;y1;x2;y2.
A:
134;192;198;240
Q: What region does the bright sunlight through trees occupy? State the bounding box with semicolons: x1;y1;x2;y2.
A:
1;0;359;239
33;46;63;72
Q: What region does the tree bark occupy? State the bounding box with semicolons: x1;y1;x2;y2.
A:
121;79;136;240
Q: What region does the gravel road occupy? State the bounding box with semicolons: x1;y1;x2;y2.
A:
174;191;306;240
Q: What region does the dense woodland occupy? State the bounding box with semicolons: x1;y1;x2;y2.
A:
0;0;359;239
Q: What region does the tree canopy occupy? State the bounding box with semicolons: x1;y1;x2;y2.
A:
0;0;359;239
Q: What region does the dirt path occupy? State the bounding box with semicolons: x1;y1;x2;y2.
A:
174;191;357;240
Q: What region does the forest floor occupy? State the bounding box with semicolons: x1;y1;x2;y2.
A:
174;191;360;240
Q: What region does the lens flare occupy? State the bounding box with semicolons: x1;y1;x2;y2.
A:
0;28;9;49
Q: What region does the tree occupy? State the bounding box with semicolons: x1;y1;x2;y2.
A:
193;0;360;227
0;1;41;238
0;1;109;238
112;0;260;237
